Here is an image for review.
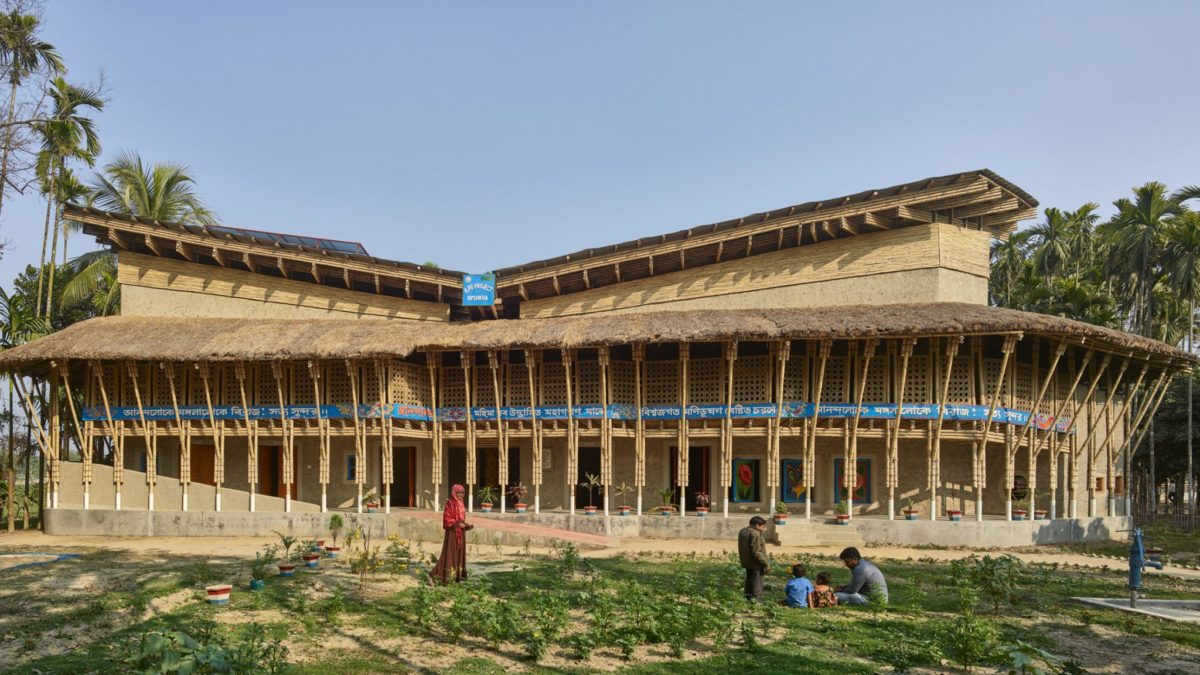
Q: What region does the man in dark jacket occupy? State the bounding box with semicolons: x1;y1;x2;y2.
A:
737;516;770;601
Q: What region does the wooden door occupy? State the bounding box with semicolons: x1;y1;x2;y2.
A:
669;446;710;510
258;446;288;498
191;445;215;486
391;447;416;507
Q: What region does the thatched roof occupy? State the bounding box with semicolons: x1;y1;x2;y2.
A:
0;304;1189;376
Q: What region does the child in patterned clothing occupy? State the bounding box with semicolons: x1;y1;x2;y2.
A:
813;571;839;607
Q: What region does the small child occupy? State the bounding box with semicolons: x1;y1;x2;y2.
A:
812;571;839;607
784;563;815;608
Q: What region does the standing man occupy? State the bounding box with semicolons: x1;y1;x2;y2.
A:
738;516;770;601
834;546;889;605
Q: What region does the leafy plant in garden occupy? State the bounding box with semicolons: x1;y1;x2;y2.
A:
952;554;1022;614
580;472;602;508
120;622;287;674
477;485;497;506
328;513;344;546
250;545;278;582
519;591;569;661
272;531;298;564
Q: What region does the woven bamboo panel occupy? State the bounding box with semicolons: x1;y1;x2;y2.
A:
734;355;770;402
291;363;315;405
823;356;847;401
983;358;1003;402
1015;364;1034;410
863;355;888;403
362;364;383;403
904;355;929;401
576;360;602;404
325;365;354;404
783;357;806;400
440;367;466;407
256;363;280;405
389;360;428;406
947;355;972;403
688;358;722;404
506;363;531;406
611;360;636;405
153;363;185;406
187;367;209;406
473;366;496;407
121;363;148;407
645;360;678;405
540;362;567;405
222;365;244;406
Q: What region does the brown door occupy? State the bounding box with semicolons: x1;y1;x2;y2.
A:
391;446;416;507
258;446;288;498
669;446;710;510
191;445;215;486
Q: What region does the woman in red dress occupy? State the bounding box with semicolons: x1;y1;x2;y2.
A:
430;484;472;584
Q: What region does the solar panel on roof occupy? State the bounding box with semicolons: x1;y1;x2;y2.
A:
208;225;368;255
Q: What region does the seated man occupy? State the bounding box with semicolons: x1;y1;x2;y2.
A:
834;546;888;606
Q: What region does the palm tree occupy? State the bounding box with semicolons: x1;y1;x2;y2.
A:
1029;207;1073;284
1175;187;1200;523
0;286;48;532
989;230;1030;307
34;76;103;319
1064;202;1100;277
1166;209;1200;523
1098;182;1181;335
60;153;215;314
0;10;64;219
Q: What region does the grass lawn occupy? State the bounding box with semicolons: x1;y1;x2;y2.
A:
2;540;1199;674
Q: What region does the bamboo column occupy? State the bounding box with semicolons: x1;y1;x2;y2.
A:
375;359;393;513
305;361;329;512
1017;341;1067;519
525;349;542;513
270;361;294;512
677;343;690;516
768;341;788;517
48;363;62;509
60;363;87;509
806;340;832;520
488;351;506;513
1095;361;1146;516
1043;349;1092;517
198;363;225;512
633;344;645;515
890;338;915;520
427;354;442;509
599;347;612;516
1062;353;1113;518
235;364;258;512
347;360;366;513
13;376;54;512
92;362;122;510
126;362;156;511
722;341;737;518
462;351;477;512
973;334;1016;520
845;339;877;520
563;348;577;514
1085;357;1128;516
162;364;188;511
930;337;962;521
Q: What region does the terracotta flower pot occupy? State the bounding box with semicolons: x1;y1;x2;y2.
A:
774;513;787;525
481;502;493;514
514;502;527;514
584;505;598;516
947;509;963;522
835;514;850;525
696;506;709;517
903;510;919;521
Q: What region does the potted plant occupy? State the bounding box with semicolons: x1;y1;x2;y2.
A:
326;514;344;558
580;472;602;515
694;490;711;516
834;501;850;525
946;507;963;522
1033;491;1048;520
774;501;788;525
274;531;298;577
363;487;381;512
614;482;635;516
205;584;233;605
477;485;497;513
301;539;321;569
508;482;529;513
1012;498;1029;521
249;545;278;590
658;487;676;516
902;499;919;521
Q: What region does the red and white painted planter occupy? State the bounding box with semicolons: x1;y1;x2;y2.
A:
514;502;527;514
324;546;341;558
584;505;598;516
1012;509;1028;521
278;563;296;577
480;502;493;514
206;584;232;605
302;553;320;569
1034;510;1048;521
947;509;963;522
618;505;632;516
903;510;919;521
660;508;672;516
773;513;788;525
695;507;709;517
835;514;850;525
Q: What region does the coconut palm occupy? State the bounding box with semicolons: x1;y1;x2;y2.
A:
1165;210;1200;523
0;9;64;219
1098;182;1181;335
1029;207;1073;284
34;77;103;319
0;286;48;532
989;230;1030;307
60;153;215;316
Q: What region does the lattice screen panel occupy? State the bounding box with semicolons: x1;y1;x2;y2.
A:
153;364;186;406
121;363;150;407
472;366;497;407
822;356;848;401
783;357;806;401
187;367;210;407
362;364;383;403
440;367;466;407
506;363;531;406
290;363;315;405
946;355;972;404
222;365;244;406
903;355;929;401
576;360;602;404
256;363;280;406
733;355;770;402
688;358;722;404
1015;364;1034;410
983;358;1003;403
863;355;889;403
325;365;354;404
540;362;567;405
645;360;679;405
389;360;428;406
611;360;636;405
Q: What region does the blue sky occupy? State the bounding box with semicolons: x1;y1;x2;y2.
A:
2;0;1198;283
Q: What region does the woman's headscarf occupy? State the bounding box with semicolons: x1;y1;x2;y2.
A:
451;484;465;502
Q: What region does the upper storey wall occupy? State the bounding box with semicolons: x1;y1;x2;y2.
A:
118;251;449;321
519;222;990;318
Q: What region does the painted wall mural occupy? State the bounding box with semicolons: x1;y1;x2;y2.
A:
833;458;872;505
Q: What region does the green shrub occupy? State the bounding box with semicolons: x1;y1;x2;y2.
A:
940;614;999;671
120;623;287;674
